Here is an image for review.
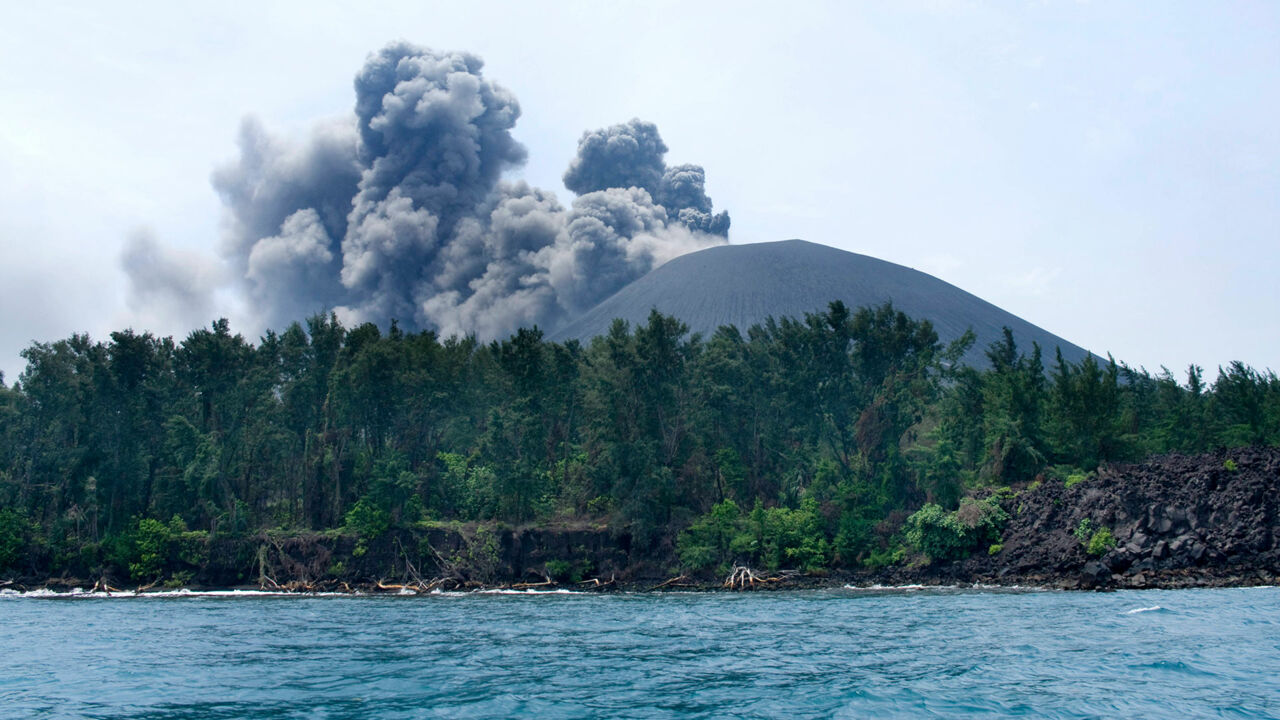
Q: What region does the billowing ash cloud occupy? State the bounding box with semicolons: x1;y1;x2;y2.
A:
127;42;731;341
563;119;669;197
121;230;221;332
211;116;360;328
563;120;731;238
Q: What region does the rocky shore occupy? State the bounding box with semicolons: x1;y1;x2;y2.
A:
947;446;1280;590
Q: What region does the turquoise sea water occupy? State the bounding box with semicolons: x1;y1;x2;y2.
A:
2;586;1278;719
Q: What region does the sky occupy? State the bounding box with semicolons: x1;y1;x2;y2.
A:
1;1;1277;382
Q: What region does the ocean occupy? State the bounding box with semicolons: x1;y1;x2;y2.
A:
2;586;1277;718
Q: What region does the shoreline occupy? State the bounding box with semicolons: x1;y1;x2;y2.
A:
6;449;1276;597
6;566;1278;598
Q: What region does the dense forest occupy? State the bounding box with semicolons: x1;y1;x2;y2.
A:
1;302;1277;581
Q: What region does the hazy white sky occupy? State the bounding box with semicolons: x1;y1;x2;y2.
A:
1;1;1277;381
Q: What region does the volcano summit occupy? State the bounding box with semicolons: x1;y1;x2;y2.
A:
551;239;1092;368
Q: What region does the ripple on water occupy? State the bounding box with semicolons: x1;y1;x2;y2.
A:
1;588;1278;719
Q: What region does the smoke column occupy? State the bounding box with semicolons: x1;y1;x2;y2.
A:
127;42;731;340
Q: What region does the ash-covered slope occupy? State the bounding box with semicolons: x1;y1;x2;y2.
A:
550;239;1092;367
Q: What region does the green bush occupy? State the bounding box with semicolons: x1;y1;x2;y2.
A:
862;544;906;569
677;497;831;573
544;558;591;583
904;497;1008;562
544;559;574;582
343;499;390;539
1073;518;1116;556
988;543;1003;555
1072;518;1096;544
751;498;830;572
677;499;745;573
1224;458;1238;472
1044;465;1090;489
904;503;968;561
113;516;190;582
1086;527;1117;556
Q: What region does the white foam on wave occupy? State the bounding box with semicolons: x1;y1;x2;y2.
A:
0;587;356;599
1126;605;1163;614
474;588;582;595
4;585;598;599
841;583;1049;594
844;584;930;592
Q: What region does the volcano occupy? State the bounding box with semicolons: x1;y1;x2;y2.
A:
549;239;1092;368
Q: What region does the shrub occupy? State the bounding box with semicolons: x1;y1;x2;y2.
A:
544;558;591;583
127;517;173;581
1072;518;1096;544
1224;458;1238;472
677;497;831;573
988;543;1003;555
862;544;906;569
676;499;742;573
753;498;829;572
904;497;1008;562
1064;473;1090;489
1086;527;1117;556
903;504;963;561
544;559;574;582
1074;518;1116;556
343;499;390;539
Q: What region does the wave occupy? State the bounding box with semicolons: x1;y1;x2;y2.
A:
0;587;355;599
840;583;1048;593
845;584;930;591
1125;605;1165;614
473;588;583;595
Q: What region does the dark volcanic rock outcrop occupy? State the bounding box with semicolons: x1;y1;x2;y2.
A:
937;448;1280;589
550;239;1092;368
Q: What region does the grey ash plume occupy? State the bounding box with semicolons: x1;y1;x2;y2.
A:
125;42;731;340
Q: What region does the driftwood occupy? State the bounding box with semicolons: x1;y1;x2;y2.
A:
723;565;797;590
375;580;421;593
648;574;691;590
257;544;282;590
394;537;429;587
578;574;617;589
510;579;555;589
91;578;122;594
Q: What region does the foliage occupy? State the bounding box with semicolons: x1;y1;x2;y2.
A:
343;499;390;540
904;497;1008;562
544;557;591;583
677;497;830;573
863;544;906;569
453;525;501;582
1073;518;1117;556
109;515;194;582
1086;526;1117;556
1223;458;1238;472
1064;472;1090;489
0;303;1276;578
1072;518;1097;545
0;509;27;571
677;499;745;573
